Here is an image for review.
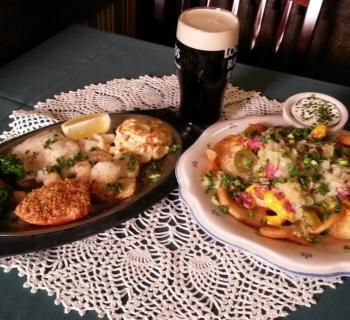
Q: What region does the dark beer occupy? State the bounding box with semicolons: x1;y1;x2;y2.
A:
175;8;239;126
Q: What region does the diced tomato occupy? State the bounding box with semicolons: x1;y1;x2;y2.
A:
264;163;277;179
247;137;263;151
234;191;256;209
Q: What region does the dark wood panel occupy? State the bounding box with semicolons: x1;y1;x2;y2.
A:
0;0;134;66
0;0;348;86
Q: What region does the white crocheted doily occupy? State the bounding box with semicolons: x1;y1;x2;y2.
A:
0;75;342;319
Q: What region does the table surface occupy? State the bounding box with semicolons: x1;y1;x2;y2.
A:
0;25;349;320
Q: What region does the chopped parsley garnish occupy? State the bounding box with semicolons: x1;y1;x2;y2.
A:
298;176;309;191
204;171;215;192
308;234;321;244
218;205;228;214
56;153;88;168
43;138;57;149
220;173;241;188
150;161;159;172
219;173;248;196
288;163;297;178
294;128;311;140
123;153;136;171
56;156;75;167
271;178;283;185
321;202;331;219
260;133;277;143
247;209;255;218
245;130;258;137
312;174;322;182
74;153;89;161
146;161;161;181
316;104;337;124
303;152;324;168
106;182;123;193
319;200;340;219
45;165;60;174
206;171;213;178
321;210;330;220
170;143;181;153
0;154;25;181
279;127;292;139
318;183;329;195
333;200;342;214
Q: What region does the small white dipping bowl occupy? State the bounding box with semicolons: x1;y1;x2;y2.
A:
282;92;348;132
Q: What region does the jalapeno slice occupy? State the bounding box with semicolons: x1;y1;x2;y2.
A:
234;149;257;173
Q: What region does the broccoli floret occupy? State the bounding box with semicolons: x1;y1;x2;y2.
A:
0;154;25;181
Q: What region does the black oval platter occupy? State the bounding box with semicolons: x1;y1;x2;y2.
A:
0;108;200;257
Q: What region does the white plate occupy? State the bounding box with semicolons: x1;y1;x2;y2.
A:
176;115;350;277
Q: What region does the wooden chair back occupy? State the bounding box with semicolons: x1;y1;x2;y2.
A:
250;0;323;60
179;0;323;62
180;0;239;15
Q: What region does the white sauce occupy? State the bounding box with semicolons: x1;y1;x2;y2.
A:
291;94;340;127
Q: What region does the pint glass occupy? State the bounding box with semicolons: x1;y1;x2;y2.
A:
175;7;239;126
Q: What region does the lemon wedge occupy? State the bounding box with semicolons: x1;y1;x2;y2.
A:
61;113;111;140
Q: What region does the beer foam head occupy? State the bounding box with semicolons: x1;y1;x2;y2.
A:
176;7;239;51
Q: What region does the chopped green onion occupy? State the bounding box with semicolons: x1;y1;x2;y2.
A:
148;173;161;182
288;163;297;178
304;196;314;207
170;143;181;153
218;205;228;214
123;153;136;171
247;209;255;218
150;161;159;172
45;165;60;174
74;153;88;161
210;195;220;206
337;159;349;166
318;183;329;195
220;173;241;188
333;200;342;214
204;171;215;192
43;138;57;149
271;178;281;185
106;182;123;193
56;153;88;168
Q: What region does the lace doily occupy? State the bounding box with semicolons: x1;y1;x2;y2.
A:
0;75;342;319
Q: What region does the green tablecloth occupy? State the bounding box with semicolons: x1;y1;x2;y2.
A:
0;25;349;320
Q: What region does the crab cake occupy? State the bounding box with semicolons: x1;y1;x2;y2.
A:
111;118;173;163
15;179;91;226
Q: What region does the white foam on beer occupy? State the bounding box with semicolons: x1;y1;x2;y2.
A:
176;8;239;51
